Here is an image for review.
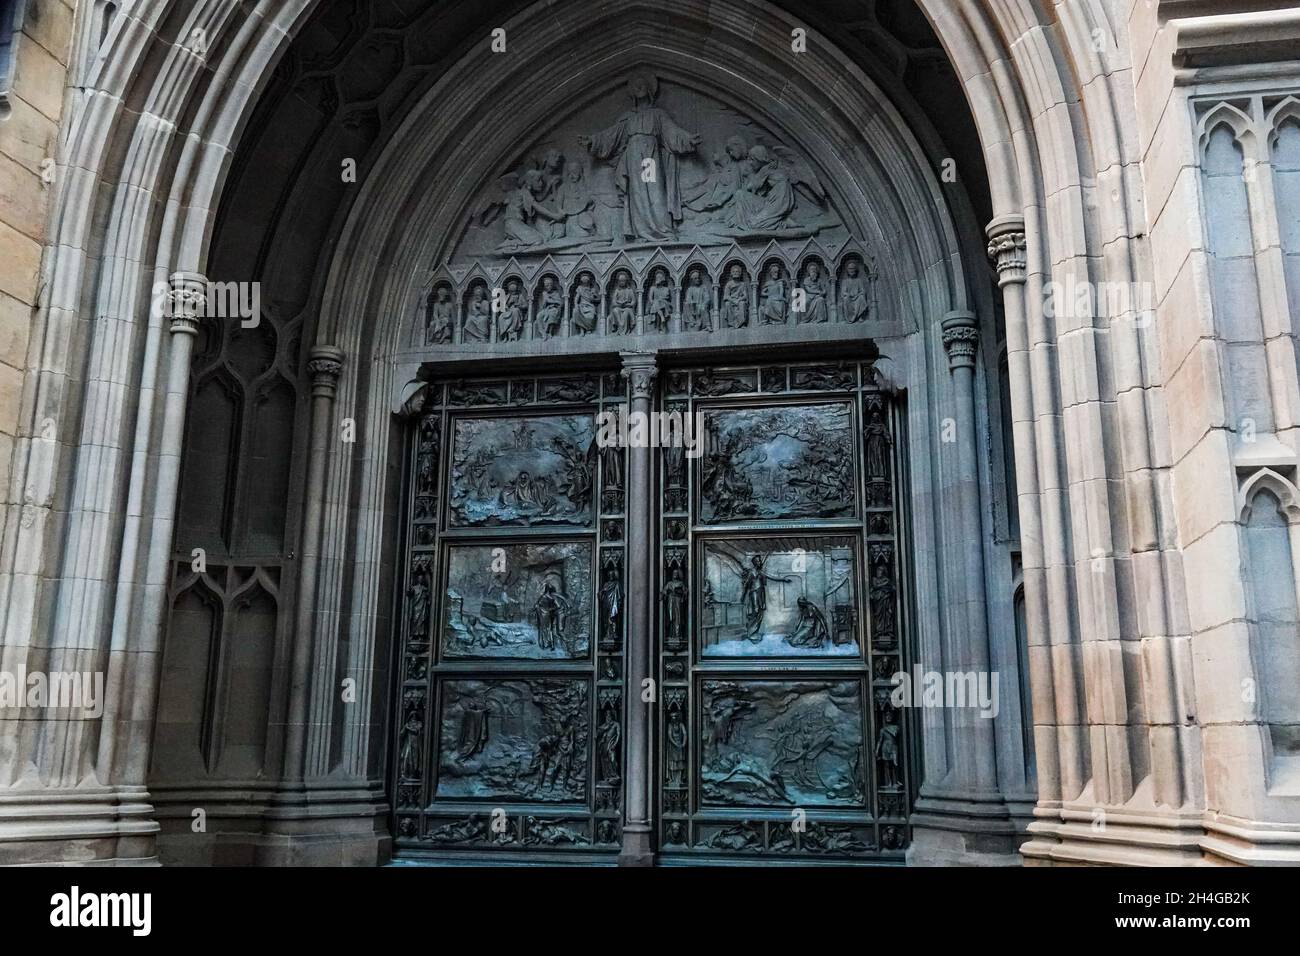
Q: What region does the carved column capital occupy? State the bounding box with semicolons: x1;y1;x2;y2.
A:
620;352;658;401
166;271;208;336
308;345;346;399
941;312;980;371
985;216;1027;287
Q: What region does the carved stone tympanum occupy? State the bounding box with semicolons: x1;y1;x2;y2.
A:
414;73;880;349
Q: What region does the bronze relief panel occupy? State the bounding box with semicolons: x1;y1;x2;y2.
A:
442;541;593;660
699;678;866;809
448;413;597;528
699;402;856;523
435;678;590;803
699;535;860;658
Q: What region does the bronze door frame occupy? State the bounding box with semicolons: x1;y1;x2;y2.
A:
655;360;915;863
388;352;914;864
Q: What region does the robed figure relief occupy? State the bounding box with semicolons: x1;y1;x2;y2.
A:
787;595;831;648
740;555;793;641
599;559;623;650
426;286;454;344
573;272;600;334
580;74;701;242
536;276;563;339
759;263;787;324
723;145;796;232
683;268;712;331
799;262;830;324
840;258;869;323
662;566;688;649
719;264;749;329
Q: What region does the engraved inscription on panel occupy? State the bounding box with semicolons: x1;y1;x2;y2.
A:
443;542;592;659
449;414;596;528
436;679;589;802
700;536;859;657
700;403;855;522
700;679;865;808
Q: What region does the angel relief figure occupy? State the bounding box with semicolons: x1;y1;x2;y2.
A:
473;154;596;253
579;73;701;242
684;135;750;221
500;169;563;248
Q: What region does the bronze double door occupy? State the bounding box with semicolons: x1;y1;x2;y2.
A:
391;358;912;863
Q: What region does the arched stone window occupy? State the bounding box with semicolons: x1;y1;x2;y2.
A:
0;0;26;119
1240;470;1300;767
1200;108;1273;441
1268;99;1300;382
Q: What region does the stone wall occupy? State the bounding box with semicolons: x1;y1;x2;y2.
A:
0;0;74;525
1125;0;1300;864
0;0;1298;868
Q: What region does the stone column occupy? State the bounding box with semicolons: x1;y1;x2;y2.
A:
909;309;1017;865
109;271;209;785
282;346;345;780
940;311;998;794
987;217;1081;813
0;271;210;864
619;351;657;866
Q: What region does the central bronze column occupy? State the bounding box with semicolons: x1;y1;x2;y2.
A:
619;351;658;866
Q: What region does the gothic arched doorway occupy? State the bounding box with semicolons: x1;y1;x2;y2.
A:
375;49;977;861
143;0;1031;867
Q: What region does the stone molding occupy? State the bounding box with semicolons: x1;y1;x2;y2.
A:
620;353;658;399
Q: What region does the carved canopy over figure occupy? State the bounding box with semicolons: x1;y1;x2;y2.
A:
580;73;701;242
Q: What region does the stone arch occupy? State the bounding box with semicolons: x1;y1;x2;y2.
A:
301;11;992;865
0;0;1187;867
1198;100;1257;155
1240;468;1300;524
1266;95;1300;148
